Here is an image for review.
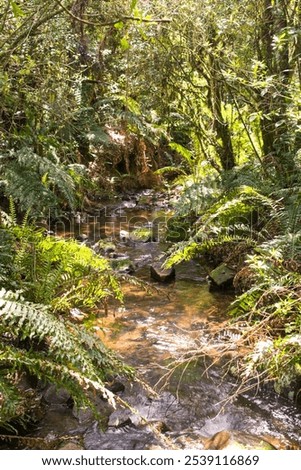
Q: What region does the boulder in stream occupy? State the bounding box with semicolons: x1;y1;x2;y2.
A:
208;263;236;290
110;254;135;274
150;264;175;283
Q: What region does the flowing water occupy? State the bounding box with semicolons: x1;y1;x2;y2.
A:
22;191;301;449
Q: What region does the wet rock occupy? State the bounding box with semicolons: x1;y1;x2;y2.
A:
108;390;187;431
137;193;154;206
70;308;87;322
76;233;89;243
59;441;84;450
208;263;236;290
42;385;72;406
120;200;137;209
110;255;135;274
84;422;104;450
150;264;175;283
34;407;81;439
92;240;116;256
120;230;131;242
72;407;95;425
106;380;125;394
84;422;158;450
204;430;276;450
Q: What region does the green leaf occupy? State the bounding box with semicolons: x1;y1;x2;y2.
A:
9;0;25;17
114;21;124;30
120;37;130;51
169;142;193;163
130;0;138;11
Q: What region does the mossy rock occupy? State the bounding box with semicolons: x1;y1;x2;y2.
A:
95;240;116;255
110;256;135;274
131;227;153;242
208;263;236;290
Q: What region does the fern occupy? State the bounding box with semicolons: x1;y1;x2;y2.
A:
164;183;278;270
171;174;221;217
0;288;132;427
0;218;131;429
0;148;75;215
200;186;278;227
0;224;122;312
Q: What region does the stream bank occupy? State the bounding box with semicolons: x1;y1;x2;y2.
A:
3;190;301;450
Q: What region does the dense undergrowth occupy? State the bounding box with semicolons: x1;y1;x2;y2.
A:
163;165;301;402
0;208;133;431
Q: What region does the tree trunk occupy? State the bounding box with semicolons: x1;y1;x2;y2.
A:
257;0;296;181
207;30;236;171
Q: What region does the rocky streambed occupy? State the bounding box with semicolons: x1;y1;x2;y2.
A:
4;190;301;450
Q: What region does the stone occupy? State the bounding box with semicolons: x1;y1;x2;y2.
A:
208;263;236;290
150;264;175;283
76;233;89;243
93;240;116;256
106;380;125;394
43;385;72;406
204;430;276;450
110;255;135;274
59;442;84;450
119;230;131;242
70;308;87;322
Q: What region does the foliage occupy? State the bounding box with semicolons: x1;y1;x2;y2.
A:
164;183;276;267
1;0;301;419
0;288;132;428
0;206;128;429
164;166;301;396
0;221;122;312
0;149;76;215
228;244;301;396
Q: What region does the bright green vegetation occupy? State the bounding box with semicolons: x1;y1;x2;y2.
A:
1;0;301;430
0;211;131;429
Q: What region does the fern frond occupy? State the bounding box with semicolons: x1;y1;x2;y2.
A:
202;185;278;226
164;234;253;268
2;224;122;311
0;288;131;423
0;148;75;214
0;372;24;429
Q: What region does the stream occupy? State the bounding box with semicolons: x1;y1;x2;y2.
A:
20;191;301;450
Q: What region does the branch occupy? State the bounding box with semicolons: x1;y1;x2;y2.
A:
0;7;64;61
54;0;171;26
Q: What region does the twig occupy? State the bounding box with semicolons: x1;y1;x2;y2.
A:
54;0;171;26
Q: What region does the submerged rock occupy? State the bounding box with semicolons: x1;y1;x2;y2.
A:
208;263;236;290
110;254;135;274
